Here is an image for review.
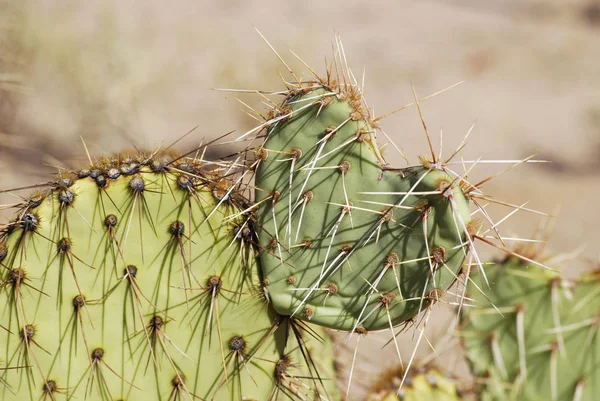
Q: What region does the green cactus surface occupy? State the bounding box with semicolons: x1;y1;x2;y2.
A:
366;365;462;401
0;153;339;401
461;256;600;401
254;83;473;331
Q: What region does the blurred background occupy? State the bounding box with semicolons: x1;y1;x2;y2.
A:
1;0;599;398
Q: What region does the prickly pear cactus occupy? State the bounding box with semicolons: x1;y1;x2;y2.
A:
254;84;473;331
366;365;462;401
0;153;339;400
461;256;600;401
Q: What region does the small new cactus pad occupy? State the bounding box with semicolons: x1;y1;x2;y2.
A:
0;152;339;400
461;256;600;401
254;84;472;331
366;365;462;401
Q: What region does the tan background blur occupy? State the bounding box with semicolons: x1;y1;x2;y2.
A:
1;0;600;398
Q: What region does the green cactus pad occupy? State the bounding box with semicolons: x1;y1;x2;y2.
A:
366;365;463;401
461;257;600;401
255;85;472;331
0;154;339;401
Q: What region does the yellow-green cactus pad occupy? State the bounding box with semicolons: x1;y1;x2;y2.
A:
0;153;339;401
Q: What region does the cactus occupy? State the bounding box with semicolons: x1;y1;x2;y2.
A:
252;61;476;332
1;28;562;401
461;253;600;401
234;36;554;398
366;364;463;401
0;152;339;400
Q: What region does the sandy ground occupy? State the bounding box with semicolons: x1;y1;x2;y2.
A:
1;0;600;399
